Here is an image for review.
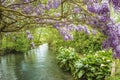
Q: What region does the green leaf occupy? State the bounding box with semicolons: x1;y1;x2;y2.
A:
78;70;85;78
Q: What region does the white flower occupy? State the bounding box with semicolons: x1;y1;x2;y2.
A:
101;64;105;67
106;60;110;62
102;57;105;60
101;50;105;53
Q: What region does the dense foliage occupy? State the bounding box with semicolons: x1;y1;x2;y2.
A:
57;47;112;80
1;31;35;53
1;27;57;53
51;31;104;54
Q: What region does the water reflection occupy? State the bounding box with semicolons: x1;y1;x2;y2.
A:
0;43;73;80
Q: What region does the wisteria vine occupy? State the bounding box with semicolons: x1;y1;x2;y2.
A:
0;0;120;58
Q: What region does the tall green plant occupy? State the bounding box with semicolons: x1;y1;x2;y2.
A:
14;32;29;53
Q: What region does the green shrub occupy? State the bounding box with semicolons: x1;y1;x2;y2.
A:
57;47;112;80
2;32;30;53
73;50;112;80
73;32;104;54
14;33;29;53
56;47;79;71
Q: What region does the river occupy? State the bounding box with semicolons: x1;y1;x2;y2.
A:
0;43;73;80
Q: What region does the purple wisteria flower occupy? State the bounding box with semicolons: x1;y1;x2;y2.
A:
31;42;35;48
64;34;73;41
34;8;44;15
67;24;76;31
113;52;120;59
87;5;96;13
52;0;59;8
54;12;60;17
45;5;50;10
74;6;81;13
24;0;29;2
102;39;111;49
26;30;30;35
76;25;84;31
38;4;45;9
47;0;61;9
115;45;120;53
27;34;33;40
111;0;120;10
26;30;33;40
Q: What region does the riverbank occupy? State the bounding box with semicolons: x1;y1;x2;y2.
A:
0;48;4;56
0;43;73;80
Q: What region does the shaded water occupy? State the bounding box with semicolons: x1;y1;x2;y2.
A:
0;43;73;80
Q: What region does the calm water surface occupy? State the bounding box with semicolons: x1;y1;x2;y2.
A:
0;43;73;80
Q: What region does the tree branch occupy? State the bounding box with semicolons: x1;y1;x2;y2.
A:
6;0;37;7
